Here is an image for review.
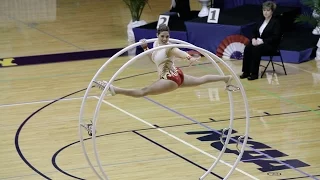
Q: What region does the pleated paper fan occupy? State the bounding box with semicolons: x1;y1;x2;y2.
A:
216;35;250;60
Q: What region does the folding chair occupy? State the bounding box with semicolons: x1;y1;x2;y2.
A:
260;36;287;78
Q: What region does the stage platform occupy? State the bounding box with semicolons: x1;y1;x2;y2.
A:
132;4;319;64
262;25;319;63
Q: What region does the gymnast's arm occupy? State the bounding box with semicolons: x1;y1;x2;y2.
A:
169;47;201;65
142;46;152;59
169;47;192;61
140;39;152;60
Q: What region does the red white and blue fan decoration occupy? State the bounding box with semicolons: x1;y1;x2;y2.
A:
216;35;250;60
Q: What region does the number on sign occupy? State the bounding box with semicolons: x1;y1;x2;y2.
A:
159;17;167;25
207;8;220;23
157;15;170;28
210;10;216;21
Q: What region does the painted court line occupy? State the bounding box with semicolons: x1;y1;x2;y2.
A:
284;63;317;75
0;96;95;108
1;12;85;51
2;154;188;180
95;96;259;180
144;97;319;180
175;90;320;109
4;155;188;180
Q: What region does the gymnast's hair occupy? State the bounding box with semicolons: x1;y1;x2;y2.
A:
157;24;170;34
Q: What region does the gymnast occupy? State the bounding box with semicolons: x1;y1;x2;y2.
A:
93;24;236;97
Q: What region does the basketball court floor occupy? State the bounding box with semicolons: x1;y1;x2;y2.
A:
1;0;319;179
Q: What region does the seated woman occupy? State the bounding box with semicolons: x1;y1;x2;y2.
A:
240;1;281;80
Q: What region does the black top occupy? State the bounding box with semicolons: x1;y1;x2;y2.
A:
252;17;281;47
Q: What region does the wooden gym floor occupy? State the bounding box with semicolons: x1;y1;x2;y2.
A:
0;0;319;179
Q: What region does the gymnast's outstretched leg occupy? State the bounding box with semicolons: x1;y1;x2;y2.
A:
181;74;232;88
93;79;178;98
